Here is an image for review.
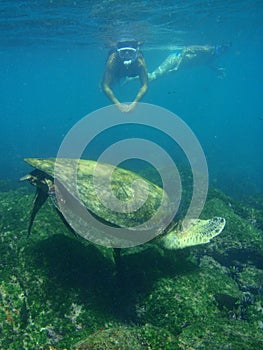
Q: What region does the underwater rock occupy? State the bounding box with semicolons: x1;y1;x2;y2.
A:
0;185;263;349
200;196;263;267
74;324;177;350
74;326;142;350
136;255;241;334
237;266;263;294
214;293;239;310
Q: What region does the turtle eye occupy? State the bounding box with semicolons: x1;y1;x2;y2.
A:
29;177;35;184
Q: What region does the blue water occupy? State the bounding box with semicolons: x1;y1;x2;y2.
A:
1;0;263;198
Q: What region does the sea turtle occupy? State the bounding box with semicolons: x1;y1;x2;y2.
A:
21;158;225;259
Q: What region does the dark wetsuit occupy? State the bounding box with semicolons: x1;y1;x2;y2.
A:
102;50;148;106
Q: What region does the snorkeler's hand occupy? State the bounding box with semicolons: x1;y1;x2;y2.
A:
117;102;137;113
117;103;130;112
126;102;137;112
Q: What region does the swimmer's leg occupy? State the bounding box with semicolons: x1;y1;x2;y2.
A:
148;52;183;81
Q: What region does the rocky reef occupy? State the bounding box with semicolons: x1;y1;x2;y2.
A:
0;182;263;349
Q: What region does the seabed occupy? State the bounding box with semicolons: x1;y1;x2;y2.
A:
0;179;263;349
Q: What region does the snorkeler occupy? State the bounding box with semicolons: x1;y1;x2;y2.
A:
102;39;148;112
148;43;231;81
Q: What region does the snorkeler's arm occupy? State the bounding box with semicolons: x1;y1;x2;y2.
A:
102;55;121;106
134;57;148;102
148;53;183;81
124;58;148;112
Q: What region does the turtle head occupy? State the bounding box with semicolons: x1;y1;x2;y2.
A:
20;169;50;190
159;217;226;250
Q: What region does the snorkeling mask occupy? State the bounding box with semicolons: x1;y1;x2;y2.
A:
117;40;139;65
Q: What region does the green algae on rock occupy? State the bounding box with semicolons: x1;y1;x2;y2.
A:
0;179;262;349
74;324;178;350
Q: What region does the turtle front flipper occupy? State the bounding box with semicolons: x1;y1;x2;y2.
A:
27;186;49;236
160;217;226;250
21;170;50;236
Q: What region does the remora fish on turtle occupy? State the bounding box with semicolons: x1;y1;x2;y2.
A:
21;158;226;252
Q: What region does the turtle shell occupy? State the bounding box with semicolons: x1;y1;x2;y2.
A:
24;158;172;230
